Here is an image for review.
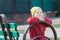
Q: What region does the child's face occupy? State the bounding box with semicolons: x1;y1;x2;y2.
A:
34;9;44;18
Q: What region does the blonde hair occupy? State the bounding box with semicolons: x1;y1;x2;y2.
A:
30;6;42;17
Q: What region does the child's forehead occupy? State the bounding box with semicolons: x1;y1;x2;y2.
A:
36;8;42;12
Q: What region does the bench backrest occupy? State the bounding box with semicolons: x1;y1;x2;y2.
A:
0;23;19;40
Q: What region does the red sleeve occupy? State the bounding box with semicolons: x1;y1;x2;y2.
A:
45;17;52;25
27;17;39;25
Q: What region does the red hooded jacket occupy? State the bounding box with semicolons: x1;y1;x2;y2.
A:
27;17;52;40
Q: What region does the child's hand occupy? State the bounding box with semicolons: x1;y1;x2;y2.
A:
45;17;52;25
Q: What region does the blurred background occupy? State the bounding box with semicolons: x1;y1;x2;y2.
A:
0;0;60;25
0;0;60;40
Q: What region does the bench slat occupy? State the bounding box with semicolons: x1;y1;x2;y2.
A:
0;23;17;28
0;31;19;38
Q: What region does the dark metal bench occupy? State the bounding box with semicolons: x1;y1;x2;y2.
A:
23;20;57;40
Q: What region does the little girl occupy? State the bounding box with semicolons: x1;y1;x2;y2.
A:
27;6;52;40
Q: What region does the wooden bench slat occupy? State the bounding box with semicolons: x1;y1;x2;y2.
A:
0;23;17;28
0;31;19;38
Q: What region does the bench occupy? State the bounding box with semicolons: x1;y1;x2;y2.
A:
0;23;19;40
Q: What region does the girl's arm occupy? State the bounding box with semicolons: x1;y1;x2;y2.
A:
27;17;39;25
